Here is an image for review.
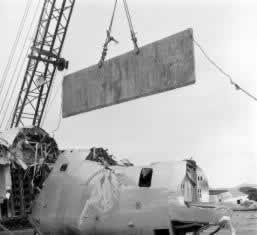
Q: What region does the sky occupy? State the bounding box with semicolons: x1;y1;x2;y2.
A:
0;0;257;188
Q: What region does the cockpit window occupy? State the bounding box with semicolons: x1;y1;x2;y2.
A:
60;163;68;172
139;168;153;187
154;229;170;235
198;176;203;181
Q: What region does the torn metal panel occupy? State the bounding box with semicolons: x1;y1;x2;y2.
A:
0;128;23;147
0;146;9;165
0;127;59;170
9;127;59;166
0;127;59;217
62;28;195;117
0;165;11;203
85;147;134;167
0;146;11;203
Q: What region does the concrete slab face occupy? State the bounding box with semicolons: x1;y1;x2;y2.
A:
62;28;195;118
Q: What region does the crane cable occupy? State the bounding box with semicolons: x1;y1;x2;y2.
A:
193;38;257;102
109;0;118;34
51;70;68;137
0;0;42;130
98;0;118;68
5;96;17;130
41;71;60;127
1;0;41;129
122;0;139;54
51;84;63;137
1;49;28;129
0;0;33;100
98;0;139;68
40;68;67;135
40;71;58;127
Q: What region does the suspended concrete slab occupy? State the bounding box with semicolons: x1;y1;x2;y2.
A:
62;28;195;118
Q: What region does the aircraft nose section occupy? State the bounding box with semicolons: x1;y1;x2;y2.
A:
218;216;236;235
168;202;234;232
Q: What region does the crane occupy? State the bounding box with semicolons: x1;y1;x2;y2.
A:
10;0;75;128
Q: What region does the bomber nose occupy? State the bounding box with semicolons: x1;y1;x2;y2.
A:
168;202;235;234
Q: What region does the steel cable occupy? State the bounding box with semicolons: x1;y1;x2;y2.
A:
0;0;33;99
122;0;135;34
193;38;257;102
0;0;42;129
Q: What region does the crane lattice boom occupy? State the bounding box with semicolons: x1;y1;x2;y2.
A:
11;0;75;128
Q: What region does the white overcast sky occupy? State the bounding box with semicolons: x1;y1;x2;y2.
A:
1;0;257;188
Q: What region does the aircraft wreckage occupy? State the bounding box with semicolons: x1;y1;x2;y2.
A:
0;126;235;234
0;1;238;233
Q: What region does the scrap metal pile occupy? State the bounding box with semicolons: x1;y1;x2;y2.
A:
0;127;59;217
11;127;58;166
4;127;58;180
10;127;59;192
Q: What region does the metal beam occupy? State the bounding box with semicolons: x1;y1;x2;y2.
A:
62;28;195;118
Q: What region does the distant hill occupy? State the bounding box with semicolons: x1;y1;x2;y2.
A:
209;183;257;201
237;184;257;201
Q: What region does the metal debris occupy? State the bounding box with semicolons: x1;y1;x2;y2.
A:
86;147;133;166
0;127;59;221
